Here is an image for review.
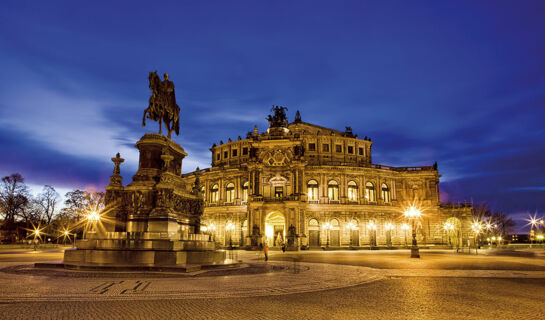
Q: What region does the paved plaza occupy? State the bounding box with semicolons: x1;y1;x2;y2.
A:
0;248;544;319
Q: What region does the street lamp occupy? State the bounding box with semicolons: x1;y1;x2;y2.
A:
471;221;482;254
401;223;410;247
209;223;217;242
322;222;332;247
367;221;377;247
347;221;357;247
403;206;422;258
385;222;394;247
226;222;234;248
443;222;455;247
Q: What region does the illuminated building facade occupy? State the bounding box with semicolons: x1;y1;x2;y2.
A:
182;108;472;249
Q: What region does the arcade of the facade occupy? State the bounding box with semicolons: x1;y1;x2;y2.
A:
181;110;472;249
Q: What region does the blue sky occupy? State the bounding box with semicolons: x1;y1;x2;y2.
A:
1;1;544;231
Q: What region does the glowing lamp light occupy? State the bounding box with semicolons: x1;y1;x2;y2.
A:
385;223;394;231
443;222;454;231
491;236;496;241
498;236;503;241
403;206;421;219
201;226;208;232
401;223;410;231
346;222;357;230
34;229;40;236
322;222;332;230
226;222;234;231
367;221;377;230
209;223;216;231
87;211;101;222
63;231;69;236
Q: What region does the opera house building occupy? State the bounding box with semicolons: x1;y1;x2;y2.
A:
181;107;472;250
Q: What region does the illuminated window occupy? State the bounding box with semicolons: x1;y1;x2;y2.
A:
347;181;358;201
210;184;219;203
322;144;330;152
365;182;376;202
201;186;205;201
309;143;316;151
348;146;354;154
336;144;342;153
328;180;339;201
242;181;249;202
225;183;235;203
274;186;283;199
381;183;391;203
307;180;319;201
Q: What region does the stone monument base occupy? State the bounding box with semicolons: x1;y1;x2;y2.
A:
63;232;227;269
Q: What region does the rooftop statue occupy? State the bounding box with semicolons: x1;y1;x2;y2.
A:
266;105;289;128
142;71;180;138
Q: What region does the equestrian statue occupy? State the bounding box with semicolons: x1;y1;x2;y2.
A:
142;71;180;138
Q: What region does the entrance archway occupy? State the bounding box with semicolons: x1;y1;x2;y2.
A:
308;218;320;248
265;212;285;247
329;219;340;246
445;217;462;248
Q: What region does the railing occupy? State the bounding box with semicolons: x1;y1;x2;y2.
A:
263;195;300;202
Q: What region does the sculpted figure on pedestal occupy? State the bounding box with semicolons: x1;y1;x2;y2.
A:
142;71;181;138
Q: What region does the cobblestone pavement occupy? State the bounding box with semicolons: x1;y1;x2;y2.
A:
1;249;545;319
0;261;383;302
0;278;543;320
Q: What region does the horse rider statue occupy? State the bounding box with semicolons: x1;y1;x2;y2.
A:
142;71;181;138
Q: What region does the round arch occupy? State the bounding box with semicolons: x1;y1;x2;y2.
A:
265;211;286;247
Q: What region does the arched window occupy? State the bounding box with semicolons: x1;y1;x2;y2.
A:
210;184;219;203
242;181;249;202
225;183;235;203
330;218;339;229
309;218;319;228
365;182;376;202
200;186;205;201
381;183;391;203
307;180;319;201
347;181;358;202
328;180;339;201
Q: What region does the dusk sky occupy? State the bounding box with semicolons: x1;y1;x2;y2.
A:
1;1;544;231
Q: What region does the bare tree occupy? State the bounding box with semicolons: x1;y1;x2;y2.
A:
0;173;30;223
0;173;30;242
35;185;59;225
472;203;516;237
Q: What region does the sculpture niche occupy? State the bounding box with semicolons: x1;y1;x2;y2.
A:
142;71;180;138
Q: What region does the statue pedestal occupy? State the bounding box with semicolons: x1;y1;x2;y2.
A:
64;133;227;269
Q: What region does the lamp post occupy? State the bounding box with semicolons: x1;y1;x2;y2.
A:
530;218;538;247
403;206;422;258
347;221;356;248
209;223;217;243
401;223;410;247
322;222;332;247
226;222;234;248
84;210;101;239
367;221;377;247
471;222;482;254
385;222;394;247
443;222;455;248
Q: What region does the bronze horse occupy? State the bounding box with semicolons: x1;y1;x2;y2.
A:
142;71;180;138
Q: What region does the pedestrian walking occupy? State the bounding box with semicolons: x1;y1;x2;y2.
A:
263;244;269;261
